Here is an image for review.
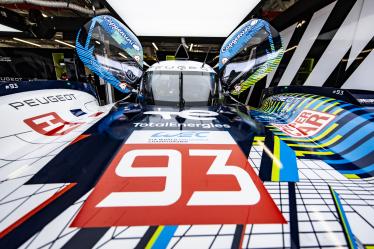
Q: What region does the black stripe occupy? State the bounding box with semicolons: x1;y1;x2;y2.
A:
231;225;244;249
269;15;313;87
135;226;158;249
289;0;357;86
324;37;374;88
288;182;300;249
62;228;109;249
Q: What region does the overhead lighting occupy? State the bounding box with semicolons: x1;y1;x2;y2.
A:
189;43;194;51
285;45;297;53
54;39;75;48
362;49;373;53
342;57;363;62
296;20;306;28
13;37;41;47
1;24;22;32
106;0;261;37
118;52;128;58
95;40;101;45
152;42;159;51
42;13;48;18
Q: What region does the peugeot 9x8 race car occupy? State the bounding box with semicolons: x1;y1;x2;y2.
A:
0;14;373;249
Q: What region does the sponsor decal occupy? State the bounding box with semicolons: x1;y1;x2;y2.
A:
126;130;235;144
272;110;335;138
150;131;209;144
9;94;77;110
357;98;374;105
118;82;128;90
24;112;83;136
4;83;19;89
133;122;230;129
1;77;22;82
234;84;242;93
144;110;218;120
221;21;257;53
103;15;139;51
72;131;285;227
150;65;211;72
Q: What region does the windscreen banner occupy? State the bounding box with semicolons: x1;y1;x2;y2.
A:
76;15;143;93
219;19;284;96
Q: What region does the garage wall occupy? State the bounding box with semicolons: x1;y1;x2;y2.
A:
265;0;374;91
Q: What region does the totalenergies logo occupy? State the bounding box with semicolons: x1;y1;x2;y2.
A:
103;16;140;51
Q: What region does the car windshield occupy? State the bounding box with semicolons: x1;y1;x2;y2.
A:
143;70;216;106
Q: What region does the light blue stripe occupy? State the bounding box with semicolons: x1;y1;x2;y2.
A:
332;189;357;249
152;226;178;249
324;137;374;164
338;163;374;174
323;124;373;153
279;139;299;182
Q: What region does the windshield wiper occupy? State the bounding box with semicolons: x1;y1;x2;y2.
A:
179;71;185;111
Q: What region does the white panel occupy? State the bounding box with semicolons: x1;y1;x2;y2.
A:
347;0;374;68
346;212;374;244
106;0;260;37
278;1;336;86
126;130;236;144
0;186;61;233
304;0;363;86
0;24;21;32
266;23;297;87
341;49;374;90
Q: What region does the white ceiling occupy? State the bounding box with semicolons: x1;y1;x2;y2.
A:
106;0;261;37
0;24;21;32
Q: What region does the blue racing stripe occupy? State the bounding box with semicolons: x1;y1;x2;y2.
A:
152;226;178;249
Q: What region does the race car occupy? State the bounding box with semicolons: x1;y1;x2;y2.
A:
0;15;373;249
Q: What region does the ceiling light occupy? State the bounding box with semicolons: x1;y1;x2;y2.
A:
106;0;261;37
1;24;22;32
118;52;127;58
189;43;194;51
54;39;75;48
13;37;41;47
152;42;159;51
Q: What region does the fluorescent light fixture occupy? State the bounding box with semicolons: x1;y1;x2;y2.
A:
189;43;194;51
1;24;22;32
13;37;41;47
106;0;261;37
152;42;159;51
54;39;75;48
118;52;128;58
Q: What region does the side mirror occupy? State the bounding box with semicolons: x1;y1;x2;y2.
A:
76;15;144;94
219;19;284;96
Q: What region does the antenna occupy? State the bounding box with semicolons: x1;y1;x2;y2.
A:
202;46;211;68
154;49;160;63
175;44;189;60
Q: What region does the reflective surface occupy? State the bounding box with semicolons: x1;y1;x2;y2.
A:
0;80;373;248
143;71;216;106
76;15;143;93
